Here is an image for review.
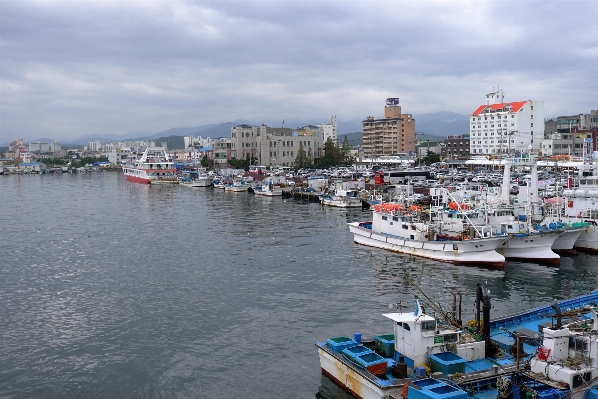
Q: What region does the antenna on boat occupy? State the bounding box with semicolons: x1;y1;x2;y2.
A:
388;301;405;312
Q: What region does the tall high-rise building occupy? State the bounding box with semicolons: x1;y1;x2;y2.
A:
317;115;337;144
362;98;415;159
469;89;544;155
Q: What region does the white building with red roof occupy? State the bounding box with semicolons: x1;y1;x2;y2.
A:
469;90;544;156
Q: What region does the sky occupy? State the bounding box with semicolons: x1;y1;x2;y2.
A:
1;0;597;142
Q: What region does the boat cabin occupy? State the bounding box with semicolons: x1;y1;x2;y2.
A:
383;300;485;369
530;307;598;389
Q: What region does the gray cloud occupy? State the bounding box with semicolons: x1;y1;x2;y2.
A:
1;0;596;141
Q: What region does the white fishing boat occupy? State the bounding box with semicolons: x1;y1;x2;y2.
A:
437;205;561;266
317;285;598;399
348;202;509;269
195;172;214;187
321;188;363;208
556;170;598;252
254;182;283;197
224;180;250;192
123;147;177;184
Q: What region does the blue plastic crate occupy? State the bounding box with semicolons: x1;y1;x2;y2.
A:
352;352;388;375
374;334;395;358
342;345;373;360
326;336;358;353
408;378;468;399
429;352;466;375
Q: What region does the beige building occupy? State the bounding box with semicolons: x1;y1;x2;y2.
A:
210;123;324;169
362;98;415;159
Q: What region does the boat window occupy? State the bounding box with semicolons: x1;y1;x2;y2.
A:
572;372;591;388
382;216;388;221
569;337;588;352
396;322;403;327
421;320;436;331
411;225;416;230
393;216;399;221
402;224;408;229
443;333;458;343
403;323;410;331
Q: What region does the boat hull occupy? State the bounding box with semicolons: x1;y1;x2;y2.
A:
255;188;283;196
496;233;560;265
224;186;249;192
125;174;151;184
551;229;583;255
349;222;507;269
317;345;401;399
191;178;213;187
322;198;363;208
574;224;598;253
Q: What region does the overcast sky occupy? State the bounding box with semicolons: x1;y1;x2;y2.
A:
2;0;597;142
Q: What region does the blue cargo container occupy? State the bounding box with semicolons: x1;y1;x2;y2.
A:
326;336;358;353
341;345;373;361
374;334;395;357
351;352;388;374
429;352;467;375
407;378;468;399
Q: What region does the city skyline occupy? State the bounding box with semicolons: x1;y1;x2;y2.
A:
2;1;597;142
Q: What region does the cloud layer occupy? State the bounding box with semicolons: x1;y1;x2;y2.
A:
2;0;597;141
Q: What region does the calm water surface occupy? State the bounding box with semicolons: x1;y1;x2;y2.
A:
1;172;598;398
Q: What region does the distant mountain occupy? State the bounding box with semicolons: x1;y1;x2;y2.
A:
338;132;362;146
153;135;185;150
413;112;470;137
2;112;472;148
337;121;362;135
413;111;469;123
29;137;56;144
198;122;240;138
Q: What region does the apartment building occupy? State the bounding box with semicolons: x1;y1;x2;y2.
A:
223;123;324;168
362;98;415;159
469;90;544;155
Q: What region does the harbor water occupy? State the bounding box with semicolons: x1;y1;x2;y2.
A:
2;172;598;399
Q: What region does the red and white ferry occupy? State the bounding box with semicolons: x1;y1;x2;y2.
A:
123;147;177;184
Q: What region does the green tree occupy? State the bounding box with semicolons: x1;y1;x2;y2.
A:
340;136;354;166
200;155;209;168
318;137;336;168
421;150;441;165
294;141;308;169
227;155;257;170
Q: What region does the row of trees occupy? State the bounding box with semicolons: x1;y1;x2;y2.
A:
294;137;354;169
33;155;110;168
223;137;356;171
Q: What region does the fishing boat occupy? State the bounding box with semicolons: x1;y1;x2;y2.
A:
555;169;598;253
254;181;283;197
317;285;598;399
123;147;177;184
348;202;509;269
195;172;214;187
434;182;562;265
322;188;364;208
179;172;214;187
224;180;250;192
435;204;561;266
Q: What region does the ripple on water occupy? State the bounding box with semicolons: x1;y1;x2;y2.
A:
1;173;598;398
